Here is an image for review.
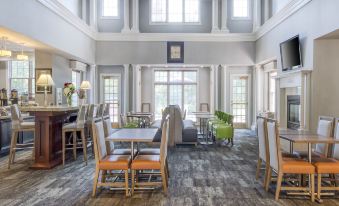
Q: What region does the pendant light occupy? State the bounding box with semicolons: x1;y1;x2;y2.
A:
17;43;28;60
0;37;11;57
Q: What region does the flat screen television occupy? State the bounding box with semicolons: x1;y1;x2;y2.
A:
280;35;302;71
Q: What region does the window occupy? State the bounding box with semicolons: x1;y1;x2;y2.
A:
72;71;81;106
9;60;35;100
102;0;119;18
154;70;197;119
231;75;248;128
102;76;120;123
233;0;250;19
151;0;200;23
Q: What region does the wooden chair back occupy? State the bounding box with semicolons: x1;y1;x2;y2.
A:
141;103;151;113
103;115;115;154
96;103;105;118
266;119;281;172
92;118;107;163
332;118;339;159
10;104;23;129
160;115;170;167
76;105;88;127
316;116;335;156
103;103;110;116
200;103;209;112
257;116;269;162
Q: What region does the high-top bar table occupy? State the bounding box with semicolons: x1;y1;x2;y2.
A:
21;106;78;169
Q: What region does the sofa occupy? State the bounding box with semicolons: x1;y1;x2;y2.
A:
151;105;197;146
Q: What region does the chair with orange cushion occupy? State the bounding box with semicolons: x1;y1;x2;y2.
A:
265;119;315;202
313;118;339;200
91;118;131;197
130;115;170;194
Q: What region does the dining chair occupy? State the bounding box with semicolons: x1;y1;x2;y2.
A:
62;104;88;166
265;119;315;202
296;116;334;159
91;118;131;197
200;103;209;112
255;116;270;186
131;115;170;194
312;118;339;200
96;103;105;118
8;104;35;169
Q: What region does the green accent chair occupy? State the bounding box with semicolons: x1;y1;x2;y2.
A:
209;111;234;146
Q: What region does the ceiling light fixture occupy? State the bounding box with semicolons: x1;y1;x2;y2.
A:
0;37;12;57
17;43;28;60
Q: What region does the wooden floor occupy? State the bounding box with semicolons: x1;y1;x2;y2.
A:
0;130;338;206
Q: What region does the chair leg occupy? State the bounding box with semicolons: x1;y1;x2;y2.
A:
92;167;100;197
311;174;315;202
255;158;262;180
317;174;322;200
124;170;129;197
81;129;87;165
161;168;168;193
31;131;35;160
62;130;66;166
11;131;18;164
73;131;77;160
264;161;270;187
265;167;272;191
275;172;283;200
131;170;135;195
166;159;170;178
8;131;17;169
102;170;107;183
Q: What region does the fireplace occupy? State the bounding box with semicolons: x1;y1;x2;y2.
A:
287;95;301;130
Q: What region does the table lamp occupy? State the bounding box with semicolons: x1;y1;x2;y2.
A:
36;73;55;107
80;81;91;104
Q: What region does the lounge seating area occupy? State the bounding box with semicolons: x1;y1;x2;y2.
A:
2;0;339;205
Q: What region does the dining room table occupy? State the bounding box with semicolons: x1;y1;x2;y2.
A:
105;128;158;159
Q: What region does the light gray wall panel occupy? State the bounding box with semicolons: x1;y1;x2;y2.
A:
97;0;124;32
227;0;253;33
256;0;339;70
58;0;82;18
96;41;255;65
0;0;95;64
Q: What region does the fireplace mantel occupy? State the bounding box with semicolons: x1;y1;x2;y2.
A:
275;69;312;130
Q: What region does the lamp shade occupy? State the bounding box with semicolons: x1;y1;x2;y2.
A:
36;74;55;86
80;81;91;90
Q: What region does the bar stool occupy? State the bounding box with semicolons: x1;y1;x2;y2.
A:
8;104;35;169
62;105;88;166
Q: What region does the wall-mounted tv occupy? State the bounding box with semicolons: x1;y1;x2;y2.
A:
280;35;302;71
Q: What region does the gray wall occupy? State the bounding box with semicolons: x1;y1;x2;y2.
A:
58;0;82;18
96;41;255;65
97;0;124;32
227;0;253;33
0;0;95;64
256;0;339;70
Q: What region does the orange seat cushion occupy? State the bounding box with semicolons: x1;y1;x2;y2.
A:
313;158;339;174
99;155;131;170
138;148;160;155
282;158;315;174
131;155;161;170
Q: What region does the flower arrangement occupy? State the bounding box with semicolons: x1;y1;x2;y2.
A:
63;83;75;106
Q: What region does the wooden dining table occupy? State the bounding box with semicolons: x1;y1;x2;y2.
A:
105;128;158;158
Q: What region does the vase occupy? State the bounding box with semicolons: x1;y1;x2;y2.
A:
66;96;72;106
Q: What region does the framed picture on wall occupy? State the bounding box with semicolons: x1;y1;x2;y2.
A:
167;42;184;63
35;68;53;93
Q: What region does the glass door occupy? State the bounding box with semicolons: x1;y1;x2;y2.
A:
231;75;249;128
102;75;120;123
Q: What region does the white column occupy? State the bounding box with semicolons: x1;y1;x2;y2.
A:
123;64;130;113
210;66;215;113
132;65;141;112
82;0;87;22
221;0;229;32
252;0;261;32
211;0;220;33
222;65;228;112
89;0;97;30
131;0;139;33
264;0;270;23
121;0;131;33
214;65;219;110
89;65;97;104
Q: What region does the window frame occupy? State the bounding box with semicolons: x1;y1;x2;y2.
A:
149;0;201;25
100;73;121;123
100;0;120;19
231;0;251;20
8;60;35;100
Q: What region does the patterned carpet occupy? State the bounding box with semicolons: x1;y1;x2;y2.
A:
0;129;338;206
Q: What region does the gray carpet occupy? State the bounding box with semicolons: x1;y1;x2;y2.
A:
0;129;338;206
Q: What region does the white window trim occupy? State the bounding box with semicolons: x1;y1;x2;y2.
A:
149;0;202;25
231;0;251;21
100;0;120;19
151;68;200;116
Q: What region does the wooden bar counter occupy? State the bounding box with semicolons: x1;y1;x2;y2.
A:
21;106;78;169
